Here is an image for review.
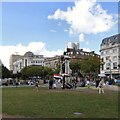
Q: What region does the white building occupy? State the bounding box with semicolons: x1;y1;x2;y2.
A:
44;56;61;69
12;51;44;74
100;34;120;78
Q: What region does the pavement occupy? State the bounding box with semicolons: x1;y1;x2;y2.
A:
1;84;119;91
104;85;119;91
76;85;119;91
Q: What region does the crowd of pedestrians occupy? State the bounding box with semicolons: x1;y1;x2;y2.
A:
2;74;118;95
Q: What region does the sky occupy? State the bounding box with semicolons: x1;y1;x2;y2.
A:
1;0;119;69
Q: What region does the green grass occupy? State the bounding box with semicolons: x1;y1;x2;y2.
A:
2;87;119;118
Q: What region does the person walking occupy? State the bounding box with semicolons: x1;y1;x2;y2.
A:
98;78;105;94
35;81;39;92
95;78;100;88
49;79;53;89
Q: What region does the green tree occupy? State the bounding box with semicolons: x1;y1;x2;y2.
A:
70;55;100;78
21;66;43;79
53;62;61;74
0;64;11;78
20;65;54;80
81;55;100;75
43;67;54;79
69;59;81;76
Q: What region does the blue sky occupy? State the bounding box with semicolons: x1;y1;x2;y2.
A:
2;2;75;50
1;0;119;69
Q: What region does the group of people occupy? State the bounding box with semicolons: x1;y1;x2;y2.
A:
48;77;105;94
33;77;105;94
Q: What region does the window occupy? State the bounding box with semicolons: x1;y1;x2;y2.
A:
108;38;111;42
115;36;117;39
113;62;117;69
16;65;18;67
112;48;117;53
106;56;110;61
101;58;104;62
106;50;109;54
106;63;110;70
25;59;27;67
113;56;117;60
20;62;22;69
101;65;104;70
101;51;104;55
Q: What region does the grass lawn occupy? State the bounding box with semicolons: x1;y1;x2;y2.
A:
2;86;119;118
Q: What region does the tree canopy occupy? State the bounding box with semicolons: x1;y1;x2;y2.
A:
1;64;11;78
70;55;100;77
20;65;54;80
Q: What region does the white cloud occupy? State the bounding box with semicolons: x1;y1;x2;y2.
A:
79;33;85;42
0;42;63;69
48;0;117;35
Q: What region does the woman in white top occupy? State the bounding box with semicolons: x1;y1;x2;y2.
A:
98;79;105;94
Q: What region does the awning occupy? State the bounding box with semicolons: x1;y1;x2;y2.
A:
98;74;106;77
53;74;62;79
61;73;70;77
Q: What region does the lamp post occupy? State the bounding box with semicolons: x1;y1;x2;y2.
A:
109;59;112;84
42;61;45;84
118;64;120;79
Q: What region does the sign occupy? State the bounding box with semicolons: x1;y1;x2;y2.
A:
111;70;119;74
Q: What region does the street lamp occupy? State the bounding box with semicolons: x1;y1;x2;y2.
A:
42;61;45;84
109;59;112;80
118;64;120;79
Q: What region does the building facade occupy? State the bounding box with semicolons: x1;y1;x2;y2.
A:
60;42;100;76
10;42;100;76
11;51;44;74
10;51;62;74
100;34;120;78
65;42;99;59
10;54;22;71
44;56;61;69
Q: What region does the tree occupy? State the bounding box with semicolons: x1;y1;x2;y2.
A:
53;62;61;74
43;67;54;79
70;55;100;78
1;64;11;79
21;66;43;79
20;65;54;80
69;59;81;76
81;55;100;76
